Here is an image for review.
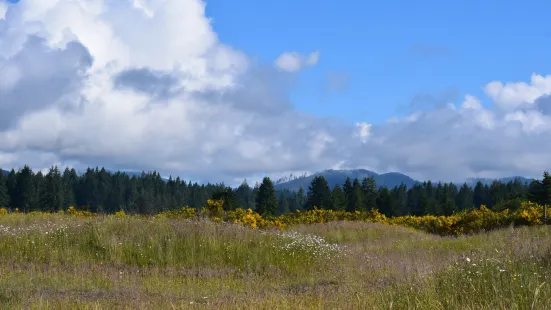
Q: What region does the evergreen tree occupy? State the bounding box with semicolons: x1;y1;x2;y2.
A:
361;177;378;211
15;166;36;213
541;171;551;206
0;172;9;208
456;183;474;211
255;177;277;216
236;180;254;210
39;166;64;212
278;192;290;214
212;187;240;211
305;176;333;210
296;187;305;210
343;177;353;212
376;186;393;216
331;184;346;211
473;181;486;208
6;170;16;208
348;178;365;212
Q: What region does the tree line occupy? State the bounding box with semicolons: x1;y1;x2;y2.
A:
1;165;550;217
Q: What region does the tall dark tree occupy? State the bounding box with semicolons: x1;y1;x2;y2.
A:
376;186;394;216
278;192;290;215
255;177;277;216
212;186;240;211
456;183;474;211
296;187;305;210
541;171;551;206
39;166;64;212
0;172;9;208
343;177;354;212
473;181;487;208
305;176;333;210
236;180;254;210
15;166;36;213
331;184;346;211
361;177;378;211
62;168;78;209
348;178;365;212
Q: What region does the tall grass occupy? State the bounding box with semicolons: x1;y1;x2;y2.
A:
0;214;550;309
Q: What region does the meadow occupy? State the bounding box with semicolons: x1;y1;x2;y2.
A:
0;205;550;309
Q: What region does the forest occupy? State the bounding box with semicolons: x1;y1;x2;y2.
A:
0;165;549;217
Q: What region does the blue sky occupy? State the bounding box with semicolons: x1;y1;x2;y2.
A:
206;0;551;124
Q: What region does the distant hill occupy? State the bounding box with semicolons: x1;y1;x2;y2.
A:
1;169;7;176
463;176;535;187
274;169;419;191
274;169;537;191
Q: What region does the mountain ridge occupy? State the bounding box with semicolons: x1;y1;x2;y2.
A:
274;169;535;191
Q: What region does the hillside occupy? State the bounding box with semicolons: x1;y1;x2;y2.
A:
274;169;418;191
275;169;536;191
464;176;535;186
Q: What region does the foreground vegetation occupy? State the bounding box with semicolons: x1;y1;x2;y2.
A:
0;206;551;309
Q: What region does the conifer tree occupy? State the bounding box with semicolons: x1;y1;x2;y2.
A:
305;176;333;210
255;177;277;216
331;184;346;211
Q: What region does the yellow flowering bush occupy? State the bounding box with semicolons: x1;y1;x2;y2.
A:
114;210;127;217
66;206;94;217
0;208;8;216
513;201;543;225
157;206;198;219
204;199;224;218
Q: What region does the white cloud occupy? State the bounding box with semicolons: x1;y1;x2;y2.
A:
1;0;551;185
274;51;320;72
355;122;372;143
0;2;7;20
484;74;551;110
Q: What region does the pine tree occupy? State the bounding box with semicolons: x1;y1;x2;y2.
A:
39;166;64;212
376;186;393;216
331;184;346;211
361;177;378;211
255;177;277;216
541;171;551;206
296;187;305;210
343;177;353;212
0;171;9;208
278;193;290;214
305;176;333;210
212;187;240;211
473;181;486;209
348;178;365;212
456;183;474;211
15;165;36;213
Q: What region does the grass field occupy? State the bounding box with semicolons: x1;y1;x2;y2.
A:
0;214;550;309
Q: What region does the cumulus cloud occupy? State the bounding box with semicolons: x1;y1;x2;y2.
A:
274;51;320;72
0;0;551;185
484;74;551;111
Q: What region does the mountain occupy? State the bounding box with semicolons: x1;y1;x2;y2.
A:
463;176;535;187
1;169;7;176
275;169;538;191
274;169;419;191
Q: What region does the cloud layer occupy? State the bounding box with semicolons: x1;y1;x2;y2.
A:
0;0;550;184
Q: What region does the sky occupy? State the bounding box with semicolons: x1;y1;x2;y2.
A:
1;0;551;185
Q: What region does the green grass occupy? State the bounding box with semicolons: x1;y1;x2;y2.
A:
0;215;550;309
